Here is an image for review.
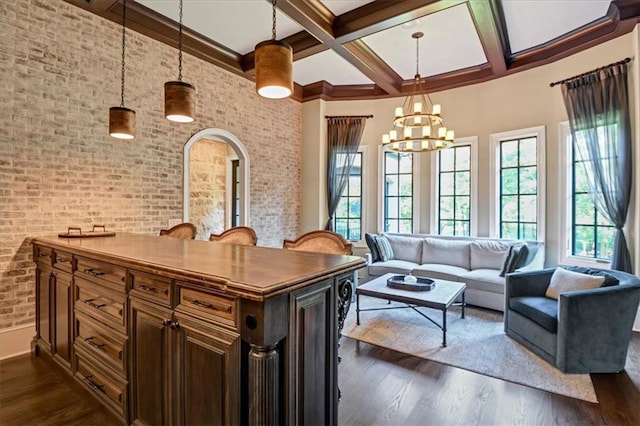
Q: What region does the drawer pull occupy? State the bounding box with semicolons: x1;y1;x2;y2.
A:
85;336;106;350
84;375;105;393
191;298;232;313
57;258;71;264
139;284;169;295
83;299;106;309
84;268;106;277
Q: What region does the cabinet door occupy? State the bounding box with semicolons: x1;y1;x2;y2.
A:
174;313;240;426
130;298;172;426
53;269;73;368
288;279;337;426
35;263;52;353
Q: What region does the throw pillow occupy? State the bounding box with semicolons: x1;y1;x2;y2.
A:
545;267;605;300
365;233;381;263
499;243;529;277
563;266;620;287
375;235;394;262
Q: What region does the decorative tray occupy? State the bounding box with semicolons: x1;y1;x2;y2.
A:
58;225;115;238
387;275;435;291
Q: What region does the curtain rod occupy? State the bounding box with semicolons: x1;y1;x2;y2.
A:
325;115;373;119
549;57;631;87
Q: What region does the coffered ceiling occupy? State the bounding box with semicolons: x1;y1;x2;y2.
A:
65;0;640;102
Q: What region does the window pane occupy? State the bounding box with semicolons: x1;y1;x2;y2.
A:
399;175;412;196
334;219;347;237
519;166;537;194
575;194;595;225
574;161;590;193
386;198;398;218
596;211;611;226
501;168;518;194
440;173;454;196
347;176;360;197
399;154;412;173
400;197;412;219
440;220;454;235
456;147;470;170
455;221;470;236
385;153;398;174
349;198;361;218
574;225;595;257
519;138;537;166
519;195;536;222
455;196;469;220
386;220;398;233
440;197;454;219
521;223;537;240
501;195;518;221
336;198;348;217
596;226;615;259
502;222;517;239
455;172;470;195
501;141;518;167
440;149;455;172
399;220;413;233
386;176;399;196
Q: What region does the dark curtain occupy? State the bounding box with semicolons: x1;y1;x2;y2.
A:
561;63;633;272
325;116;369;231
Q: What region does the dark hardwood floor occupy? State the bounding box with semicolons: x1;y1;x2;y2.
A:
1;334;639;425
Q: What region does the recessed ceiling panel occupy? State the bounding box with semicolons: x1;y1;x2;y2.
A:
361;4;487;80
502;0;611;53
294;50;373;86
138;0;306;55
319;0;375;16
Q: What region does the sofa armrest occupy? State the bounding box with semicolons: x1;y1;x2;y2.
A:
557;283;640;373
364;252;372;265
505;268;555;299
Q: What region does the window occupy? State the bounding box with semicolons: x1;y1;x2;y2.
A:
490;126;545;240
231;159;240;227
334;152;362;241
559;122;615;264
433;138;477;236
383;151;413;233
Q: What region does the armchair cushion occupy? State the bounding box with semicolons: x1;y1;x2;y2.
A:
510;296;558;333
545;267;605;300
563;266;620;287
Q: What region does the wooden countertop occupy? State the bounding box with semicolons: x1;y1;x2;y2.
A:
32;233;365;300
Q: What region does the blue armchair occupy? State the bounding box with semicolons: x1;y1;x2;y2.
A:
505;267;640;373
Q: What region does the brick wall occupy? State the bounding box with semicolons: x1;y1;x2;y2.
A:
189;138;227;239
0;0;302;329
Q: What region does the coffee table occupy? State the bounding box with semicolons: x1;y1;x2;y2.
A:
356;273;466;347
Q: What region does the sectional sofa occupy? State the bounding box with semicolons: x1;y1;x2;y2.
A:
364;233;545;312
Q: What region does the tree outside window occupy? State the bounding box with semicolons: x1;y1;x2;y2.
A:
384;152;413;233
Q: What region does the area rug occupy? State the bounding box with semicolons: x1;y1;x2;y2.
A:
342;297;598;403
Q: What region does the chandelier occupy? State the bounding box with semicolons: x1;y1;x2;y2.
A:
382;32;454;153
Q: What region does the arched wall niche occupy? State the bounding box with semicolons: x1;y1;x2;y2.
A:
183;128;250;238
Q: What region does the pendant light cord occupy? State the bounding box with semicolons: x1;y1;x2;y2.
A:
178;0;183;81
415;35;419;76
120;0;127;107
271;0;277;40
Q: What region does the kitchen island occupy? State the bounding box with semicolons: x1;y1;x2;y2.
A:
31;233;364;425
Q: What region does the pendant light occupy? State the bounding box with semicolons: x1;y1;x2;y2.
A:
109;0;135;140
164;0;196;123
254;0;293;99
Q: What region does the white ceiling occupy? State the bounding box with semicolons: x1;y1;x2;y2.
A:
137;0;615;88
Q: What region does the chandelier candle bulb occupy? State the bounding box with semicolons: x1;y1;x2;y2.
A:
414;102;423;113
382;134;390;144
438;127;447;138
414;116;422;124
406;141;414;150
389;130;397;141
395;107;403;118
423;126;431;137
446;130;455;141
421;141;429;150
404;127;412;139
392;142;400;150
432;104;441;115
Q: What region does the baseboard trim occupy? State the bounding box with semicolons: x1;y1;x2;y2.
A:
0;323;35;360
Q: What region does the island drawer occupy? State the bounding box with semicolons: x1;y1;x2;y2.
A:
130;270;171;305
76;256;126;289
75;348;127;420
75;311;127;374
34;245;53;265
177;284;237;329
75;277;127;331
53;250;73;272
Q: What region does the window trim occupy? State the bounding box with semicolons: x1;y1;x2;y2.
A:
378;146;420;233
558;121;612;268
489;126;546;241
430;136;478;236
225;154;239;229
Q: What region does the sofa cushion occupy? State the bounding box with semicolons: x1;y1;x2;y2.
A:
470;240;511;270
368;260;418;277
500;243;529;277
545;267;605;300
562;266;620;287
384;234;422;263
510;296;559;333
422;238;470;270
460;269;505;294
365;233;381;263
411;264;468;282
375;235;394;262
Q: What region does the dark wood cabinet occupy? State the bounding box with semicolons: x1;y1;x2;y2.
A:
32;234;365;426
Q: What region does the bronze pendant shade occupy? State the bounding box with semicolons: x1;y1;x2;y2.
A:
165;0;195;123
109;0;135;139
109;106;136;140
165;81;195;123
255;39;293;99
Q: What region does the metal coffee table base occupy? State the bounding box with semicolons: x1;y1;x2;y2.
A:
356;293;465;347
